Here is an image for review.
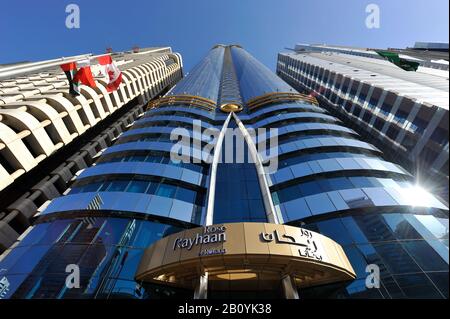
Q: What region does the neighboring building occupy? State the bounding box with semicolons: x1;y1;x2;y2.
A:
290;42;449;70
0;48;183;251
0;45;448;299
277;43;449;201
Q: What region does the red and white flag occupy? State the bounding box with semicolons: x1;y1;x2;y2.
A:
61;59;96;96
73;58;97;88
61;55;121;96
96;55;122;92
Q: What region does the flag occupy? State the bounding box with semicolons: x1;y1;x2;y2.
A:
375;50;420;71
60;59;97;96
60;62;80;96
73;59;97;88
97;55;122;92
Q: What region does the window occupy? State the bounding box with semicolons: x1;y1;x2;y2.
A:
315;219;353;245
411;116;427;134
82;182;102;192
145;182;159;195
394;273;442;298
359;242;421;274
108;180;130;192
430;127;448;145
175;188;196;202
402;240;448;271
298;181;322;197
327;177;353;190
156;184;176;198
127;180;149;193
393;109;408;124
349;176;382;188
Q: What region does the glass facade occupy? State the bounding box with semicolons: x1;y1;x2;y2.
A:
1;217;185;299
213;119;267;224
276;49;449;201
0;45;447;299
297;210;448;298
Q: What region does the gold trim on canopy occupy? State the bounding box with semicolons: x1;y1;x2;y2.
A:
135;222;355;290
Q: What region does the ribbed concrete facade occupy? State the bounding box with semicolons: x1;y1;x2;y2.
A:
0;47;183;251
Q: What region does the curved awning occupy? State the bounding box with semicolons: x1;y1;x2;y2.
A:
135;222;356;290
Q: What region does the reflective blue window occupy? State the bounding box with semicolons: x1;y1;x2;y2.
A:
175;187;196;202
311;219;353;245
295;208;448;298
360;242;422;274
402;240;449;271
343;246;368;277
382;213;422;240
352;214;396;242
340;216;369;243
98;151;206;174
156;184;176;198
327;177;353;190
427;272;449;298
272;176;410;204
298;181;322;196
108;180;130;192
410;214;448;240
128;222;169;248
274;184;299;203
131;155;147;162
349;176;378;188
99;181;112;191
393;273;442;298
83;182;102;192
305;193;336;215
0;217;185;299
91;219;129;245
127;180;149;193
70;177;204;206
145;182;158;195
213;131;267;224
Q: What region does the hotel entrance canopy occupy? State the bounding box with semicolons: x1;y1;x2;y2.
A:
135;223;356;291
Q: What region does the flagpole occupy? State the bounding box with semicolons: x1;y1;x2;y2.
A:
0;53;113;80
0;54;92;72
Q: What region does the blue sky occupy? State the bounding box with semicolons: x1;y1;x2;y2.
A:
0;0;448;72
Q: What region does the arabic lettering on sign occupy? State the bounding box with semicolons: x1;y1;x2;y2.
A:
260;229;323;261
298;240;323;261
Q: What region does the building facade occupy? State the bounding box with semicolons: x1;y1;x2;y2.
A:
0;48;183;252
0;45;448;299
277;44;449;201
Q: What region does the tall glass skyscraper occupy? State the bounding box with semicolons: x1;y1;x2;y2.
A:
0;45;448;299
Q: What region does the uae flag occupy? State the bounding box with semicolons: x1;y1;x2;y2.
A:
96;55;122;92
61;59;97;96
60;62;80;96
73;59;97;87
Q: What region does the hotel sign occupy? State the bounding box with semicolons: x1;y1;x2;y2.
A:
261;228;323;261
135;222;356;289
173;225;227;256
